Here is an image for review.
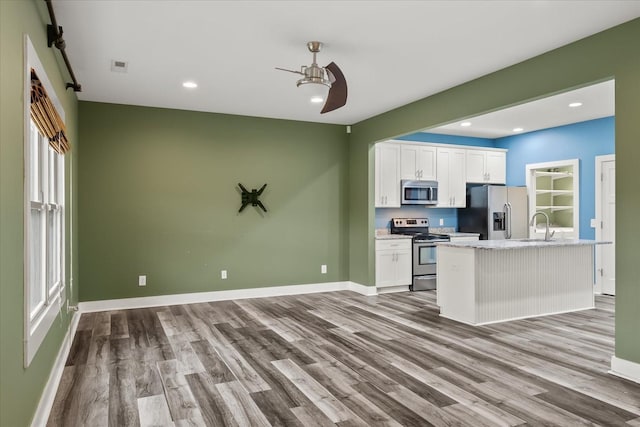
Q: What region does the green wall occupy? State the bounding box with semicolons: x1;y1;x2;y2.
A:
78;102;349;301
348;18;640;364
0;1;79;426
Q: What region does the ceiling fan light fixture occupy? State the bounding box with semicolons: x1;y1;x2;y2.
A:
310;96;324;103
569;102;583;107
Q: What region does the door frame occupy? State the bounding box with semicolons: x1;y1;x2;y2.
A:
594;154;615;294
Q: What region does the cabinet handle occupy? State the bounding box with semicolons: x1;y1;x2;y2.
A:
419;169;423;178
487;173;490;181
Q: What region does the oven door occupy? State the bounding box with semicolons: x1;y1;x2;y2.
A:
413;241;437;276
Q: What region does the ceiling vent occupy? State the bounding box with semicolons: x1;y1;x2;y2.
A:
110;60;128;73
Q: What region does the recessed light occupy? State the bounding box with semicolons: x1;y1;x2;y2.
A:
569;102;583;108
310;96;324;103
513;127;524;132
182;81;198;89
460;122;472;127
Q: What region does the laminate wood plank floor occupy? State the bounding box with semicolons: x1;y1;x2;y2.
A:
47;292;640;426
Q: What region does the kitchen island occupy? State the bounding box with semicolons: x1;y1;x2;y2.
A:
436;239;608;325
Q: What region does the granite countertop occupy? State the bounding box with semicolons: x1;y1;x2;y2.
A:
438;239;611;250
375;233;413;240
445;232;480;237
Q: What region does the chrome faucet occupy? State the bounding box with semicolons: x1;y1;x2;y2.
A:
530;211;555;241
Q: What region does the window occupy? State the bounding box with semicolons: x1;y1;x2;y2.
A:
24;37;68;366
27;121;64;323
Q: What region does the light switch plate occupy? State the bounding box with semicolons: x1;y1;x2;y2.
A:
138;275;146;286
321;264;327;274
590;218;597;228
221;270;227;279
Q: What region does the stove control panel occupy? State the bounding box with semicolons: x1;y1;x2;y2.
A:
392;218;430;228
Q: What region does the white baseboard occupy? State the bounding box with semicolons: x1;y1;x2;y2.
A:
79;281;376;313
31;310;81;427
610;356;640;384
376;285;410;294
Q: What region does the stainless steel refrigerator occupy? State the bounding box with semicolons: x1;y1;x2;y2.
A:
458;185;528;240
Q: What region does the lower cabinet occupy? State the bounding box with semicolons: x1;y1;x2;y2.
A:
375;239;412;288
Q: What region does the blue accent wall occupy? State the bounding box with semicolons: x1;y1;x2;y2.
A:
398;132;495;147
495;117;615;239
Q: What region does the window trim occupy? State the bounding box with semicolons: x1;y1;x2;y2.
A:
24;36;66;367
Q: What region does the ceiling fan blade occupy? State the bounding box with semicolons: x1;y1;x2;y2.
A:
275;67;304;75
321;62;347;114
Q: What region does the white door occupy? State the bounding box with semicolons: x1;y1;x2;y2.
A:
599;158;616;295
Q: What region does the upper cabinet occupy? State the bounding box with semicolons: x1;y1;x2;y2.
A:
400;144;437;181
375;142;401;208
466;149;506;184
436;147;466;208
375;141;508;209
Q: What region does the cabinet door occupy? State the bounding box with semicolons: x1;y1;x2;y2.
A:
400;145;436;181
417;146;437;181
375;250;398;287
400;145;420;180
375;143;400;207
436;148;452;207
466;150;486;183
486;151;506;184
395;248;413;286
450;149;467;207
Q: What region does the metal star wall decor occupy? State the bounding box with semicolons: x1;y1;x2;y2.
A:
238;183;268;213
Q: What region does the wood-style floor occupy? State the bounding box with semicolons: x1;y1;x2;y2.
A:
47;291;640;426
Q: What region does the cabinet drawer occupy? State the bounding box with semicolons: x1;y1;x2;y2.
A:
376;239;411;251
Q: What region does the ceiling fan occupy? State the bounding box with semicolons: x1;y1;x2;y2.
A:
276;41;347;114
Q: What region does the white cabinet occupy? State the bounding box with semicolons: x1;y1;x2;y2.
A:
375;239;412;288
400;144;437;181
466;149;506;184
375;143;400;207
436;147;466;208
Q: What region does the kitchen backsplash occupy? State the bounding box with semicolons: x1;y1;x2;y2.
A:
375;206;458;231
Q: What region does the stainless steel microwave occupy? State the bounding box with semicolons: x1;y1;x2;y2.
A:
401;180;438;205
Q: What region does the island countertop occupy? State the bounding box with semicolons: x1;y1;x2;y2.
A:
438;239;610;250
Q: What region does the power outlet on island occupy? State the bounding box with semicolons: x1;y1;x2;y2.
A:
138;275;146;287
439;218;444;226
321;264;327;274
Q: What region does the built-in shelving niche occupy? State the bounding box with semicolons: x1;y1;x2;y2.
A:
525;159;579;239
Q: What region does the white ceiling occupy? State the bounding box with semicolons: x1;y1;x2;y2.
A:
53;1;640;126
426;79;615;138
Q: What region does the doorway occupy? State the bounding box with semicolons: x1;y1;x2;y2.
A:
596;155;615;295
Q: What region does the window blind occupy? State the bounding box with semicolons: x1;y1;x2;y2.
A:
30;69;70;154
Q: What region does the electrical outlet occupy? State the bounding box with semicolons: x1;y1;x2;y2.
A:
221;270;227;279
321;264;327;274
439;218;444;226
138;275;146;286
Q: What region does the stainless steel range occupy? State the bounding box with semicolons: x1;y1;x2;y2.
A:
390;218;450;291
